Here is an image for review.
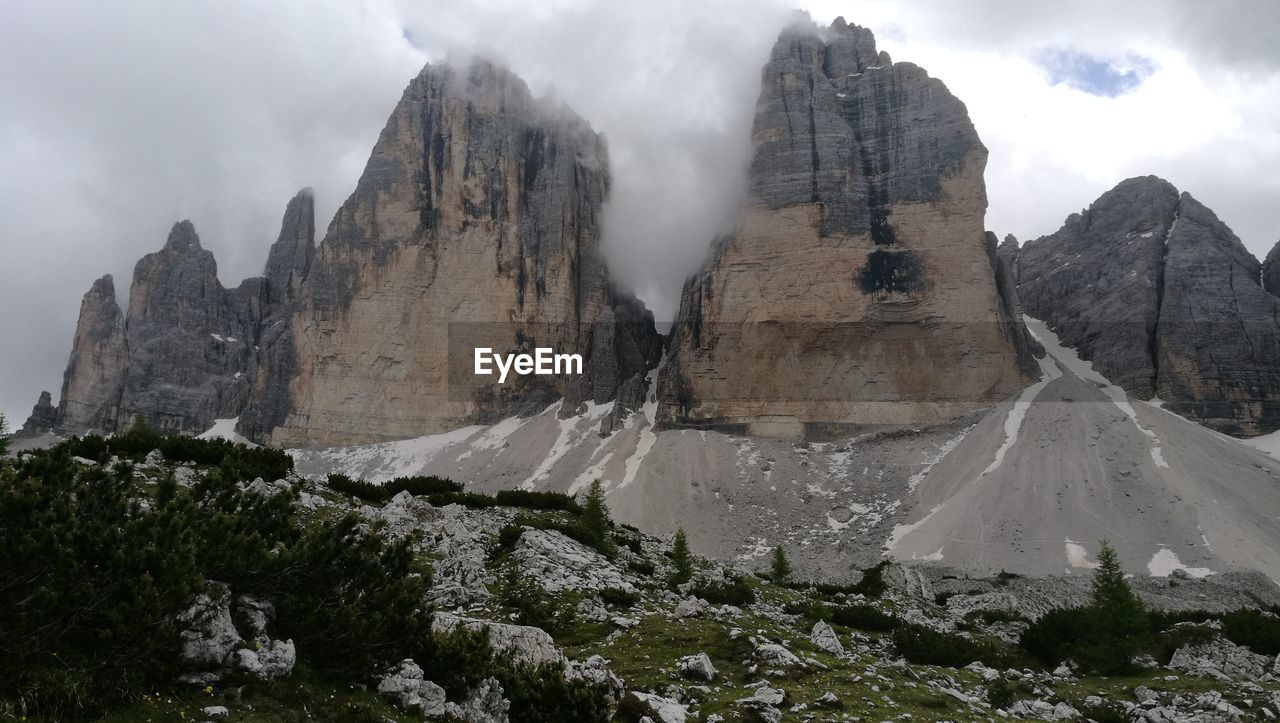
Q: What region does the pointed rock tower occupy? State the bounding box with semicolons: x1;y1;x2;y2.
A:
657;17;1036;438
246;60;660;446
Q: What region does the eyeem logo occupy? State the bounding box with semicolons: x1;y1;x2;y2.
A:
474;347;583;383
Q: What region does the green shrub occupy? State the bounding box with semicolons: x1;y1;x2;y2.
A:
491;524;525;560
1222;609;1280;655
499;663;611;722
782;599;831;621
1021;607;1091;666
325;473;463;503
986;678;1017;709
1156;623;1218;661
56;418;292;481
494;489;581;514
831;603;900;632
428;490;498;509
893;624;1010;668
628;559;656;576
599;587;640;608
852;561;890;598
498;565;568;633
691;576;756;606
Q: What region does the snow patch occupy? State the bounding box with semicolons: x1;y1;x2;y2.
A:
1026;316;1169;471
618;356;664;490
1147;548;1214;578
197;417;257;447
981;352;1061;477
1064;540;1098;569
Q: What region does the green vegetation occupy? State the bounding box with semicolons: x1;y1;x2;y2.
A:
769;544;792;582
690;575;756;606
0;412;9;456
669;528;694;586
1021;541;1151;674
0;431;611;722
580;479;616;557
892;623;1012;668
852;560;890;598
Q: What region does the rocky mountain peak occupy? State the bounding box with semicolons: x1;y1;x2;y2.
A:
1017;176;1280;435
657;19;1035;438
1262;238;1280;295
163;219;204;253
262;188;315;307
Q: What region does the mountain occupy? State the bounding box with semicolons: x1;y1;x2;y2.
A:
247;60;660;447
49;60;660;445
53;194;314;436
1014;176;1280;436
656;17;1038;439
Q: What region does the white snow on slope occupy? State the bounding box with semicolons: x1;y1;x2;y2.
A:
197;417;257;447
1147;548;1214;578
1242;428;1280;458
981;352;1061;477
1025;316;1169;469
618;358;664;490
522;401;613;490
294;424;483;481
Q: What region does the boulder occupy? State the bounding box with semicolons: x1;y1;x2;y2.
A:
676;653;718;681
625;691;688;723
809;620;844;656
433;612;566;667
513;528;633;594
1170;637;1273;681
376;658;447;716
444;677;510;723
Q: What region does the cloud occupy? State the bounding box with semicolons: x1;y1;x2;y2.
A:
1;0;1279;426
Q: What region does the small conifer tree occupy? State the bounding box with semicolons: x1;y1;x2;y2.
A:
670;528;694;586
581;479;615;556
1078;540;1150;673
769;544;792;582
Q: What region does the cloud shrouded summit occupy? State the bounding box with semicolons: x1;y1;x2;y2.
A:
2;0;1279;426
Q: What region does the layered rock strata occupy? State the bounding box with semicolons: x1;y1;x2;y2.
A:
250;61;659;447
1015;176;1280;436
53;60;659;445
656;17;1036;439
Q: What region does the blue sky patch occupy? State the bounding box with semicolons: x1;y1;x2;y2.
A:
1036;48;1157;97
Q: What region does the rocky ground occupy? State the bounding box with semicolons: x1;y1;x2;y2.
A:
94;454;1280;723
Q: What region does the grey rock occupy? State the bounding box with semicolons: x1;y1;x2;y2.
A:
658;18;1034;438
178;582;243;669
376;658;447;716
444;677;509;723
201;706;230;719
809;620;844;656
676;652;718;681
512;528;633;594
1018;175;1280;436
1170;637;1273;681
625;691;688;723
17;390;57;437
674;596;708;618
432;612;565;667
56;275;128;433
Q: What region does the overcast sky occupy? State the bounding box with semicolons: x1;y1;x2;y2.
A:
2;1;1278;426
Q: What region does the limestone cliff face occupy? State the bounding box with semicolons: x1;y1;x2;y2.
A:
117;221;256;432
248;60;659;446
1017;176;1280;436
656;18;1035;438
52;60;657;445
53;190;316;436
56;275;129;432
